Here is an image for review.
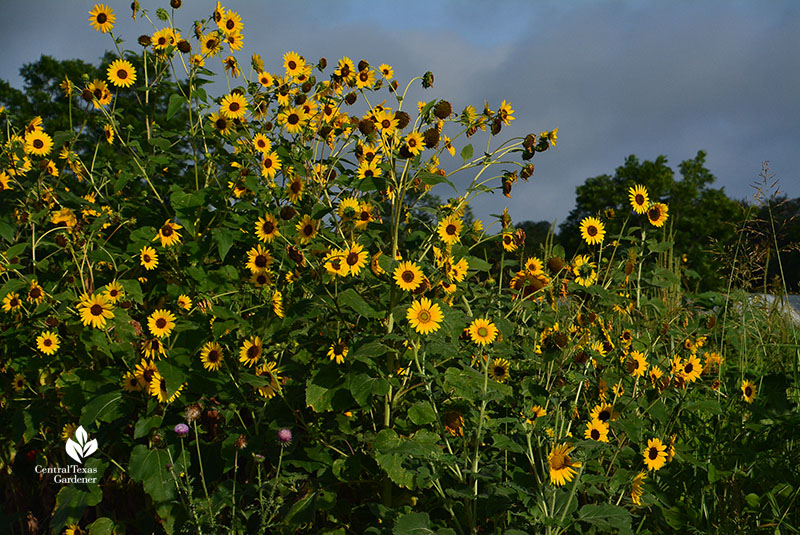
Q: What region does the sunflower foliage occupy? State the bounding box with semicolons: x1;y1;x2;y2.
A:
1;3;798;535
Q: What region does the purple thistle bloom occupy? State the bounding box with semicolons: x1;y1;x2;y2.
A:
174;423;190;437
278;428;292;444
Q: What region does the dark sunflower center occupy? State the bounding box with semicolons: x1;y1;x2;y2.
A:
340;65;350;77
161;225;173;237
264;158;274;168
94;88;103;98
33;139;44;149
303;225;314;236
346;252;359;266
445;224;457;235
156;318;167;329
288;113;300;125
262;221;274;234
648;447;659;460
635;193;644;205
90;304;103;316
632;360;640;369
381;119;391;128
158;37;167;46
364;169;374;178
418;310;431;322
359;72;369;82
550;452;566;470
97;13;107;23
159;378;167;391
587;225;597;236
247;345;260;358
10;298;19;307
226;19;235;30
229;102;240;112
290;181;301;193
30;288;41;299
504;236;512;244
117;69;128;79
206;38;218;49
331;259;342;270
401;271;414;283
745;386;752;396
591;429;600;440
44;338;52;346
360;211;370;221
494;366;505;377
255;255;268;267
143;369;154;382
649;207;660;220
256;274;267;284
598;410;610;422
334;345;345;355
109;289;118;297
216;118;228;129
143;254;151;262
152;340;161;350
684;363;693;374
208;350;220;362
287;60;297;70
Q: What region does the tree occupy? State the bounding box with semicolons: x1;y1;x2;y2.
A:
559;151;741;291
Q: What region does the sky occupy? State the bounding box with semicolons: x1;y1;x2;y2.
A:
2;0;798;226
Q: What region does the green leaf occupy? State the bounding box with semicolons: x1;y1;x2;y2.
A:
408;402;437;426
338;288;381;318
51;486;90;534
81;392;124;426
393;512;433;535
134;414;163;439
578;504;633;534
213;227;234;261
460;144;473;163
417;171;457;192
167;93;185;121
88;517;115;535
129;444;176;504
466;256;491;272
349;372;390;407
149;137;171;151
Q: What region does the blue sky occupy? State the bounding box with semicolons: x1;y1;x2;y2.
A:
2;1;798;225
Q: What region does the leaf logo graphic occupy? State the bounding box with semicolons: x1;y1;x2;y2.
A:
65;426;98;464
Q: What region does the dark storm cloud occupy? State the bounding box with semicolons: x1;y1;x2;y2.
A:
1;1;797;225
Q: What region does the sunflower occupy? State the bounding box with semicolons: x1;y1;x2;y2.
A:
327;339;348;364
209;111;232;136
579;216;605;246
239;336;263;367
443;411;464;436
295;215;317;244
379;63;394;79
12;374;26;391
103;281;124;303
200;341;224;371
356;161;381;181
106;59;136;88
631;471;647;505
283;51;306;78
374;109;398;135
65;525;85;535
337;197;360;220
437;215;462;245
218;9;242;34
151;28;176;51
642;438;667;471
142;338;166;360
286;175;305;203
525;405;547;425
61;423;78;440
87;79;112;108
0;170;11;191
334;57;356;83
344;243;369;276
220;93;248;120
254;214;280;243
501;232;518;252
177;295;192;310
149;371;183;403
154;220;183;248
255;362;282;398
139;246;159;270
89;4;115;33
103;124;115;145
468;318;499;346
584;419;610;442
394;261;424;291
246;244;273;273
680;354;702;383
406;297;443;335
78;293;114;329
354;202;376;230
121;371;143;392
628;184;649;214
741;380;757;403
628;350;648;378
36;331;60;355
549;443;581;486
450;258;469;283
489;358;511;382
250;271;273;287
279;106;306;135
572;255;597;287
647;203;669;227
134;359;159;388
27;280;45;305
589;402;616;423
260;151;282;180
525;257;544;274
148;309;176;338
200;32;223;57
404;132;424;156
257;71;274;88
272;290;285;318
324;250;350;277
24;131;53;157
252;133;272;153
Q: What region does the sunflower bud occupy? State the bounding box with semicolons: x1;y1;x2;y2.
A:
45;317;59;327
434;100;452;119
177;40;191;54
358;119;375;136
547;257;565;273
137;34;152;47
357;59;369;72
287;245;305;266
264;121;273;131
625;260;635;276
81;89;94;103
521;163;534;180
318;125;332;139
491;117;503;136
422;71;434;88
394;111;410;130
280;206;297;220
523;134;536;150
318;57;327;69
391;80;399;91
344;92;357;105
397;145;412;159
55;234;67;247
301;81;313;93
294;93;307;106
423;127;439;148
707;315;716;329
170;0;182;8
554;332;568;349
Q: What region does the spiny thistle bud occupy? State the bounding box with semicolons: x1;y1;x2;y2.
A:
177;40;191;54
185;403;202;423
423;127;440;148
358;119;375;136
344;92;357;105
357;59;369;72
234;434;248;450
138;34;152;47
394;111;410;130
521;163;534;180
434;100;452;119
